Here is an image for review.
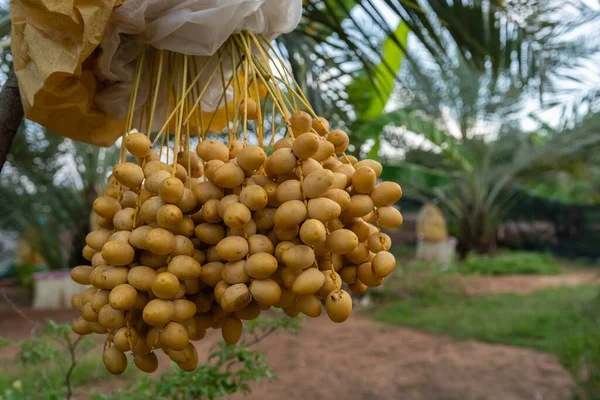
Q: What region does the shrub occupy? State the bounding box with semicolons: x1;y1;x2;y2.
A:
457;251;561;275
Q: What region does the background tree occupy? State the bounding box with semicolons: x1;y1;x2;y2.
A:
0;126;118;269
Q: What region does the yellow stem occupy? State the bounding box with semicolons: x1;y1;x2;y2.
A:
182;50;227;126
219;49;232;142
152;52;219;146
172;54;187;176
146;50;164;137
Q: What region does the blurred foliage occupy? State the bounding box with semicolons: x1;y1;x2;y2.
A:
0;320;121;400
0;127;118;270
388;244;417;261
370;283;600;351
289;0;576;121
345;23;409;123
394;261;465;299
384;122;600;257
558;322;600;400
457;251;561;276
371;258;465;301
13;264;47;288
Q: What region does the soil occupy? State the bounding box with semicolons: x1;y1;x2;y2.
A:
229;316;574;400
2;271;592;399
462;269;599;295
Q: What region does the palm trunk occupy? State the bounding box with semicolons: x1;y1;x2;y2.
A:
0;70;25;171
456;207;498;259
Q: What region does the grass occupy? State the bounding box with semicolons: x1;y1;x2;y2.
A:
390;245;566;276
373;260;465;301
370;285;600;354
457;251;562;275
373;249;600;397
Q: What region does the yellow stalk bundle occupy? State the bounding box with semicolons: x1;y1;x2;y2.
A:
71;32;404;375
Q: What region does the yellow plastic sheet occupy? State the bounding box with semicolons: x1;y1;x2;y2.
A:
10;0;125;146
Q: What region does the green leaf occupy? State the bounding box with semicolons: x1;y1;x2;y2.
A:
347;22;410;121
363;22;410;120
367;138;380;159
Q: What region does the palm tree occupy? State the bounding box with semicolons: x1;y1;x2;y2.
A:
0;0;597;263
291;0;600;258
0;1;578;163
283;0;575;121
384;118;600;257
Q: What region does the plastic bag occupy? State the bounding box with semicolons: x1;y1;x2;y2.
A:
10;0;302;146
10;0;124;146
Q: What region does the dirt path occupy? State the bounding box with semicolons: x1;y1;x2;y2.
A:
0;308;78;340
1;308;575;400
3;267;590;400
462;269;599;295
227;315;573;400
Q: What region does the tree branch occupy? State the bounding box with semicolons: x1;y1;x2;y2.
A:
65;336;83;400
0;69;24;171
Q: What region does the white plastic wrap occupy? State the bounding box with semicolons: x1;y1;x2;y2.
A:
94;0;302;124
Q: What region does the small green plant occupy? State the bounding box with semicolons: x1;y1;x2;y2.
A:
1;313;299;400
0;320;100;400
94;343;272;400
93;312;301;400
457;251;561;275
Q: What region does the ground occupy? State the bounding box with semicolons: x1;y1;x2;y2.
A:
1;309;574;400
228;316;573;400
462;269;598;295
2;270;590;400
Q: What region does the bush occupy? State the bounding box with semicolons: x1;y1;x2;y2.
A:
14;264;48;288
0;321;126;400
457;251;561;275
389;244;417;261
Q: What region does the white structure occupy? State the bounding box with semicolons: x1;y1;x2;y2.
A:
416;236;457;267
32;271;84;309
